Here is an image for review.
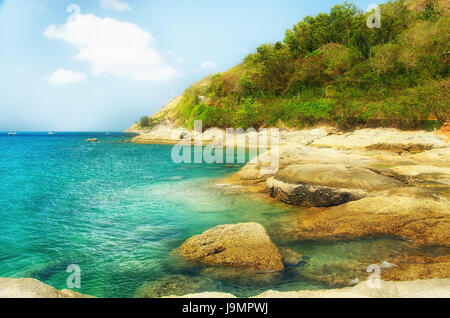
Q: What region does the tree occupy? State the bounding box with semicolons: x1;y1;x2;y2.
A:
139;116;151;128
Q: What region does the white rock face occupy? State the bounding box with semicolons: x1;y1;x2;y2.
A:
0;278;92;298
311;128;447;150
412;148;450;165
254;279;450;298
391;165;450;184
170;279;450;298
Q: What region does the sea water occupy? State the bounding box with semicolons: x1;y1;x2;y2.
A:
0;132;445;297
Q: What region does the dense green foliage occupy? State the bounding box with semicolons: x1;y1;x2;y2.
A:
175;0;449;130
139;116;154;129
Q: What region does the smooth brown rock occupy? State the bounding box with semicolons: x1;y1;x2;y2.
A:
180;223;284;272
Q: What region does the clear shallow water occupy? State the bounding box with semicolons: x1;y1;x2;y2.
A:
0;132;445;297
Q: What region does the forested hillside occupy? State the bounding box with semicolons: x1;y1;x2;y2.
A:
138;0;449;131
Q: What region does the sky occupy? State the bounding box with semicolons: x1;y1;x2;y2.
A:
0;0;383;131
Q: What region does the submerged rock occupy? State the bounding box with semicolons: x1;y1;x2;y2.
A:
179;223;284;272
169;279;450;298
266;164;402;207
382;254;450;281
135;274;221;298
0;278;92;298
254;279;450;298
279;248;304;266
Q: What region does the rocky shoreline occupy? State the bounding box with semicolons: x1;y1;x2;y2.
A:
128;124;450;297
2;125;448;298
1;277;449;298
171;279;450;298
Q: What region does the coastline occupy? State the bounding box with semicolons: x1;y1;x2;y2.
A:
2;125;448;298
1;277;449;298
126;123;450;297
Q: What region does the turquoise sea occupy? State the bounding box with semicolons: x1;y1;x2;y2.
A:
0;132;445;297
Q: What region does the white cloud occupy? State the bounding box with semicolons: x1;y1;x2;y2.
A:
201;61;216;70
47;69;87;85
99;0;131;12
44;11;175;81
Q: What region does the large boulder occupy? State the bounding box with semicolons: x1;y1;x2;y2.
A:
286;194;450;246
0;278;92;298
266;164;403;207
179;223;284;272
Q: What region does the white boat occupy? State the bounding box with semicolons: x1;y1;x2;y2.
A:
48;131;55;135
8;131;16;135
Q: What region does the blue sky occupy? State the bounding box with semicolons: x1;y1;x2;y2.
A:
0;0;383;131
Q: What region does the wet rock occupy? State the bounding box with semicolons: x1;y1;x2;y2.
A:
179;223;284;272
382;255;450;281
200;266;282;285
134;274;221;298
296;261;373;288
279;248;303;266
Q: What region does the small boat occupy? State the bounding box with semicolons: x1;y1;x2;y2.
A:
48;131;55;135
8;131;17;136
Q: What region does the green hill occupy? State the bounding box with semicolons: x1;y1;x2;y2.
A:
135;0;449;132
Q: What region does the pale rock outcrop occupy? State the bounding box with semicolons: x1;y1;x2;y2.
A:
390;165;450;185
179;223;284;272
287;194;450;246
0;278;92;298
411;147;450;165
170;279;450;298
311;128;447;151
266;164;403;207
254;279;450;298
132;124;190;144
